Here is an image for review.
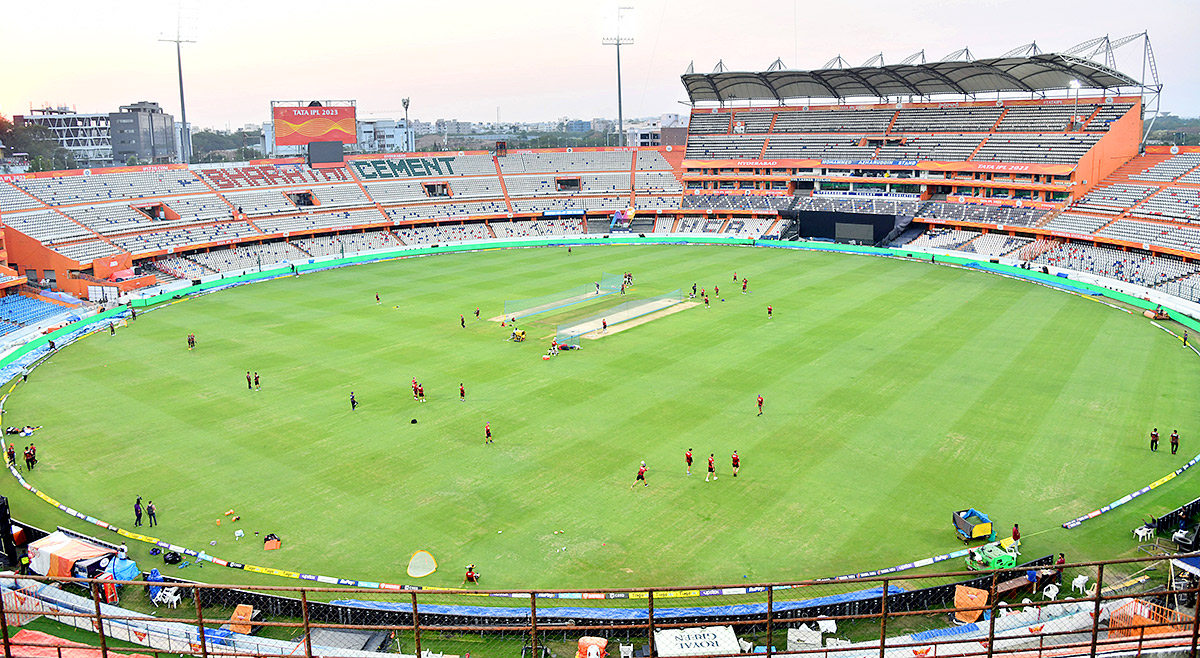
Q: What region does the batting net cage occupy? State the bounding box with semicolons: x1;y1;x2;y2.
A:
555;289;683;343
502;273;623;320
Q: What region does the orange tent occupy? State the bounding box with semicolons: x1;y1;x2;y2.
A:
27;532;114;578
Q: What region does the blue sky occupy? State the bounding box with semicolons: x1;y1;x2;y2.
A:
4;0;1195;128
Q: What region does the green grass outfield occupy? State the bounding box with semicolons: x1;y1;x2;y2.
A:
2;244;1198;591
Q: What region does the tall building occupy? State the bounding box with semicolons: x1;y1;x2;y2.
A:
15;107;113;167
15;102;177;167
109;102;176;165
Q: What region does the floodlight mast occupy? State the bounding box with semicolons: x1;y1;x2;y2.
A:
603;6;634;147
159;21;195;164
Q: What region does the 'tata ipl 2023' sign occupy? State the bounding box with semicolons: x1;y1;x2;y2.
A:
273;106;356;146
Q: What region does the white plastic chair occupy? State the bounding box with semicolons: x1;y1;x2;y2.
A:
1042;584;1059;600
817;619;837;635
154;586;181;609
619;645;633;658
1134;526;1154;542
1071;574;1089;594
738;639;754;653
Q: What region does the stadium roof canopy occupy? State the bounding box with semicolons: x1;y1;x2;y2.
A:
681;54;1141;105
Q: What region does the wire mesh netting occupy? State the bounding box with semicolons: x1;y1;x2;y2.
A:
555;289;684;342
0;552;1195;658
503;273;624;320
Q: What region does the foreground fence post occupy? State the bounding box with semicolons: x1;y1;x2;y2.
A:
648;590;655;657
878;579;889;658
300;590;314;658
1088;564;1105;658
767;586;773;658
193;585;209;658
410;592;422;658
985;572;999;658
531;591;539;658
89;582;109;658
0;581;13;658
1190;578;1200;658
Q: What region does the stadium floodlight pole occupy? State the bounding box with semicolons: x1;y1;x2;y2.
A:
603;6;634;148
160;22;195;164
402;98;411;152
1069;79;1081;130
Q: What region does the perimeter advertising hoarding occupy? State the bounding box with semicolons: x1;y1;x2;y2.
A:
273;106;356;146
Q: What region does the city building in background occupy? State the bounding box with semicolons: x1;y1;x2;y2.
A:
109;102;176;165
14;107;114;166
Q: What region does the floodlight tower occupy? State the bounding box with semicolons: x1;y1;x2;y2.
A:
402;97;411;152
160;16;195;164
603;6;634;148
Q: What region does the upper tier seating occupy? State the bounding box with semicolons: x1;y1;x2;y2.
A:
196;165;350;190
770;110;893;134
1085;104;1134;131
687;112;732;135
14;170;204;205
891;107;1002;133
995;106;1076;132
497;151;633;174
731;111;775;133
1130;154;1200;182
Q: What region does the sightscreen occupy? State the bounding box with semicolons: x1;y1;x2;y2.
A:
308;140;345;168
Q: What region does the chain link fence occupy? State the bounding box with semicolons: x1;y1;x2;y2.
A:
0;552;1195;658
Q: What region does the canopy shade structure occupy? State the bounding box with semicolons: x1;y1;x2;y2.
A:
681;54;1141;105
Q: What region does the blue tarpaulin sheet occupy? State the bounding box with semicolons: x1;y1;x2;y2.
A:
911;622;981;642
333;586;902;622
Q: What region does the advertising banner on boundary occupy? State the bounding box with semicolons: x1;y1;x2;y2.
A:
272;106;356;146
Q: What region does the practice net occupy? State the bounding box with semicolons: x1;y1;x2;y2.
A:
555;289;684;343
502;273;623;320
